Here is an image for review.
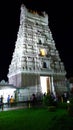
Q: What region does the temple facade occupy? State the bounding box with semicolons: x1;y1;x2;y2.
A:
7;4;67;98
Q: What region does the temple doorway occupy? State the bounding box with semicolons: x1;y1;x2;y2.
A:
40;76;51;94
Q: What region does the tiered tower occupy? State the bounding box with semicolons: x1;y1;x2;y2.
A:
8;4;67;95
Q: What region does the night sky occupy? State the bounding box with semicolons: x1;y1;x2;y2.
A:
0;0;73;81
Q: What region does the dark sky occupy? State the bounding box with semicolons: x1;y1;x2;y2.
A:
0;0;73;81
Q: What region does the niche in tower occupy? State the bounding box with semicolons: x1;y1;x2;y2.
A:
43;62;47;68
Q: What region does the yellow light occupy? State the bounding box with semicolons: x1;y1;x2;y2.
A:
40;49;46;56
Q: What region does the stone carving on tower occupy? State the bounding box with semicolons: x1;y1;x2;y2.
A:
8;4;67;95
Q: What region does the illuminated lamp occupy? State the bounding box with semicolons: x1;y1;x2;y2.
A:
40;49;46;56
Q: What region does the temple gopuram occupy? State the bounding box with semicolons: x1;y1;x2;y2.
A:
7;4;67;101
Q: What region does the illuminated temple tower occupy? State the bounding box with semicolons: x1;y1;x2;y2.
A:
8;4;67;96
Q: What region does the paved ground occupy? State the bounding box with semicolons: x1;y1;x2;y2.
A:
0;101;42;111
2;106;27;111
0;103;29;112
